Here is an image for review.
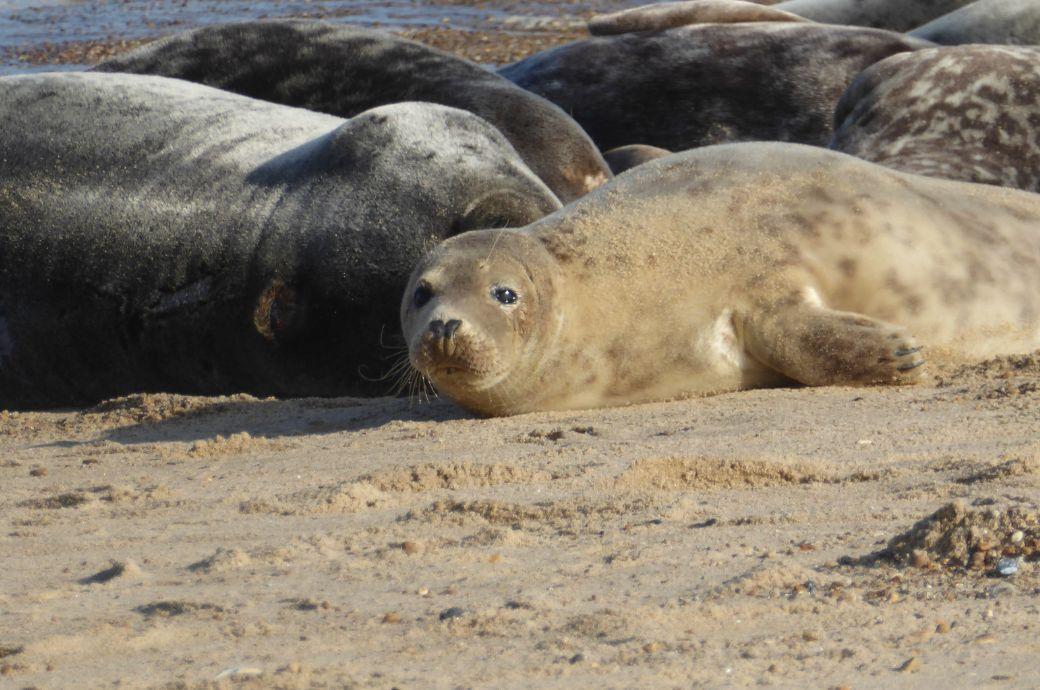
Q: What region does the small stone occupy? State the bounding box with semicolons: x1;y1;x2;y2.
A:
417;587;429;596
935;620;951;634
974;633;997;645
1010;530;1025;544
970;551;987;569
401;541;422;555
897;656;921;673
569;653;585;664
802;630;820;642
642;642;661;654
767;664;780;673
439;606;465;621
910;549;930;568
29;466;47;477
995;557;1020;577
382;612;401;624
488;553;501;564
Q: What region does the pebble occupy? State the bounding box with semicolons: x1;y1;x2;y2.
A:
897;656;921;673
29;466;47;477
995;557;1019;577
439;606;465;621
935;620;951;634
911;549;931;568
401;541;422;555
382;612;401;624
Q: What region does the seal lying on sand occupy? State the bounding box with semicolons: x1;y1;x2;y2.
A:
588;0;812;35
908;0;1040;46
499;24;929;152
0;72;560;409
831;46;1040;192
590;0;1035;45
401;143;1040;416
94;21;610;203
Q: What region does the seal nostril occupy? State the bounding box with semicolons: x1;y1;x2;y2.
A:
428;319;445;338
444;319;462;339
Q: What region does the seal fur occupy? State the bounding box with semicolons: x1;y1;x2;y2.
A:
588;1;812;36
499;23;930;152
830;46;1040;192
0;72;560;408
94;21;610;203
402;143;1040;416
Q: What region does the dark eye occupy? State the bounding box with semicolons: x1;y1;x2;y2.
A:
413;284;433;308
492;286;518;305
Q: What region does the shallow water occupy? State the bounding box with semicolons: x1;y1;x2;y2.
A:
0;0;635;73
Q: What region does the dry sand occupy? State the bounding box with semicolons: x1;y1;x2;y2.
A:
2;354;1038;688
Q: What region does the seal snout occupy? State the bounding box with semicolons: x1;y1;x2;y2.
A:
420;317;466;365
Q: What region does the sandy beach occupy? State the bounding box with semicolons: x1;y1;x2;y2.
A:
2;353;1038;688
1;1;1039;687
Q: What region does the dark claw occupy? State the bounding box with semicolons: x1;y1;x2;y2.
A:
897;359;925;372
894;347;922;357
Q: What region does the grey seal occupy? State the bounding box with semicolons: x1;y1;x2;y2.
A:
0;72;560;408
831;45;1040;192
499;23;930;152
94;21;610;203
401;143;1040;416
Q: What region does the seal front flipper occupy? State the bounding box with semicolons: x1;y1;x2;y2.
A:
742;293;926;386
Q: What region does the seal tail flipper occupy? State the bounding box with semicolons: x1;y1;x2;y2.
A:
908;0;1040;46
588;0;813;36
741;296;925;386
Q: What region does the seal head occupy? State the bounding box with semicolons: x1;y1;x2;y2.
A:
401;230;561;416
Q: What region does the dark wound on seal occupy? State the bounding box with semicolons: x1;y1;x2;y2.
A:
94;21;610;202
0;72;560;408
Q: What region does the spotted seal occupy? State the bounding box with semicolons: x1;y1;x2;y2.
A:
0;72;560;408
830;46;1040;192
94;21;610;203
499;23;930;152
401;143;1040;416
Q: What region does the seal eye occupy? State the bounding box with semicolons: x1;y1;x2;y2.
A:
492;286;518;305
413;284;433;309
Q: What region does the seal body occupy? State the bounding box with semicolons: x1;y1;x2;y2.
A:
602;145;673;175
402;143;1040;416
0;72;560;408
831;46;1040;192
909;0;1040;46
499;24;930;152
94;21;610;203
588;0;812;36
774;0;975;31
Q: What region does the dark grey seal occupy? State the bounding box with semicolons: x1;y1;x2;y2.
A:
0;72;560;409
774;0;975;31
830;46;1040;192
499;23;930;152
909;0;1040;46
94;21;610;203
602;145;673;175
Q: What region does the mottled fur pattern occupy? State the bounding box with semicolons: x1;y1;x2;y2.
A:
831;46;1040;192
402;144;1040;416
0;73;560;408
94;21;610;202
498;24;930;152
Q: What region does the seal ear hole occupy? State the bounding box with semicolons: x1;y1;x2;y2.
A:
253;279;307;344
